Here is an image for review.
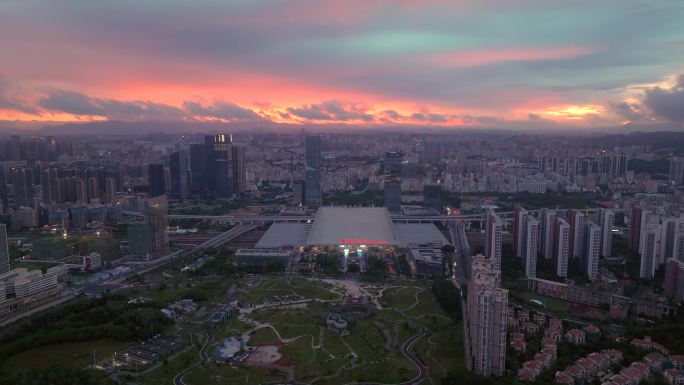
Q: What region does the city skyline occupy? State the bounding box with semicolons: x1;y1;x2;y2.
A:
0;0;683;132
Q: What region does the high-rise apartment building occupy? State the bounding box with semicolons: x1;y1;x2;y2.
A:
670;156;684;186
672;220;684;262
522;217;539;278
629;206;644;251
665;258;684;301
583;222;601;281
484;210;503;271
467;254;507;377
304;135;322;208
570;210;587;258
639;224;661;279
513;204;528;258
539;208;555;260
597;209;614;257
384;151;402;213
13;168;34;208
567;209;580;257
553;218;570;278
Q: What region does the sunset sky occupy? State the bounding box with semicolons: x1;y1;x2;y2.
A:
1;0;683;130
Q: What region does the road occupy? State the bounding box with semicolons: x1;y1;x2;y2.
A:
0;291;77;326
172;332;213;385
399;322;429;385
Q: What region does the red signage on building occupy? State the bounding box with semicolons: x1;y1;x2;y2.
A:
339;239;388;245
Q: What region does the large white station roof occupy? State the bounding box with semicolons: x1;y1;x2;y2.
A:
255;223;312;248
306;207;399;246
394;223;449;245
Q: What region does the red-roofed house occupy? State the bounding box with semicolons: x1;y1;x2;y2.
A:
518;309;530;322
565;328;586;345
607;373;631;385
545;327;563;342
518;368;537;382
670;355;684;371
508;316;519;329
565;364;584;379
602;349;622;365
555;371;573;384
584;324;601;341
644;352;668;372
511;338;527;352
587;352;610;371
631;336;669;355
576;357;597;376
523;321;539;335
664;368;684;385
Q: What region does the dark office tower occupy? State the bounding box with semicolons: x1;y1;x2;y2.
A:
304;135;322;208
145;195;169;257
0;167;7;213
384;151;402;213
107;169;124;192
104;178;116;203
232;144;247;194
204;135;216;192
13;168;34;208
169;150;188;200
39;169;50;203
8;135;21;160
163;167;171;194
74;178;87;203
210;134;234;198
86;177;99;202
423;183;442;211
148;164;166;198
293;180;305;206
189;144;208;196
0;223;8;274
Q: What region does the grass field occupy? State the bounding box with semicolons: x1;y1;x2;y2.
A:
184;363;281;385
249;327;281;345
225;279;462;384
241;278;339;304
137;349;198;385
381;286;423;310
0;339;132;370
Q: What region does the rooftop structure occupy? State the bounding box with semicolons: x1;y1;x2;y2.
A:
306;207;399;246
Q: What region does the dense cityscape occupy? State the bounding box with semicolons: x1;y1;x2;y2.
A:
0;130;681;385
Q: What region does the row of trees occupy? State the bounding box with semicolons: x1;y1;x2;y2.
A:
0;366;114;385
0;297;172;363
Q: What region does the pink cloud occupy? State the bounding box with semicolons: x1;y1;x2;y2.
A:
423;46;598;68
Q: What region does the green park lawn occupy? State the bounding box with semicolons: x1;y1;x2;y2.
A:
381;286;423;310
241;277;338;304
